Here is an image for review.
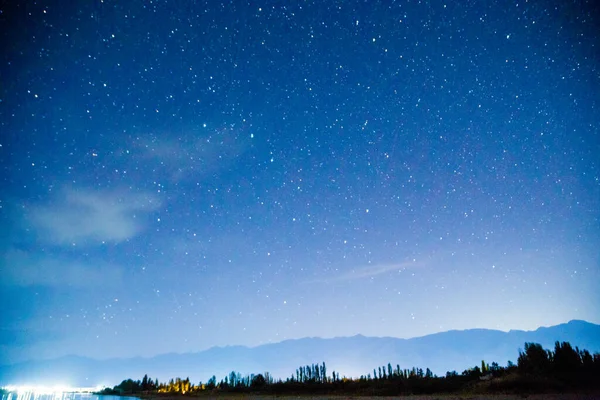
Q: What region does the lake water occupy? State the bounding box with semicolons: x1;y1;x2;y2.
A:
1;394;137;400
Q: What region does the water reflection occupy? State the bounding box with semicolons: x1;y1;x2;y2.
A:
2;394;137;400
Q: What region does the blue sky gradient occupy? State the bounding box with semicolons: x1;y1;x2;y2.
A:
1;0;599;364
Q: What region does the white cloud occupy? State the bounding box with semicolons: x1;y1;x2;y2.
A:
28;188;160;245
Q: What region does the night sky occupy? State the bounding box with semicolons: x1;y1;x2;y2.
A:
1;0;599;365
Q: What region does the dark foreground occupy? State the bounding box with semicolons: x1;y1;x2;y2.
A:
139;395;600;400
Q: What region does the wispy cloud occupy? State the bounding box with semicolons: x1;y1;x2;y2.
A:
1;248;123;288
309;261;421;283
28;188;160;245
130;127;251;182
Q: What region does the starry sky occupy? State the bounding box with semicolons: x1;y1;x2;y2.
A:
1;0;599;365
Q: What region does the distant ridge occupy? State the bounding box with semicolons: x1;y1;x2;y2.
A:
1;320;599;387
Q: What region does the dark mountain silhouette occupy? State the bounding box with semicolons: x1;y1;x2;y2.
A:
1;320;598;387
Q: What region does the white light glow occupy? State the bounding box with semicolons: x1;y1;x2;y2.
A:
2;385;103;394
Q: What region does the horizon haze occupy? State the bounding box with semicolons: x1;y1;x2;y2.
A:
1;320;599;387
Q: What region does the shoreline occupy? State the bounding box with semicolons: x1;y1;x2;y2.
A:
133;394;600;400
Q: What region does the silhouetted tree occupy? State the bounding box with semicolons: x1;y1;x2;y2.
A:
490;362;500;373
251;374;266;389
446;370;458;378
518;342;551;375
206;375;216;389
553;341;581;380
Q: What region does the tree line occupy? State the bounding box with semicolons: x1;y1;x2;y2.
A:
99;341;600;396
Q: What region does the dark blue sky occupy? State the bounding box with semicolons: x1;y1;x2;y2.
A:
1;0;599;364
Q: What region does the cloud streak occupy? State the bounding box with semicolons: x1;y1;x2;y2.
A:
28;188;160;245
309;261;421;283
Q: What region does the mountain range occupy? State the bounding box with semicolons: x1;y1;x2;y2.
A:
1;320;599;388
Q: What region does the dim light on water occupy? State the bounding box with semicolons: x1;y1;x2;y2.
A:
1;386;106;400
3;385;104;394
